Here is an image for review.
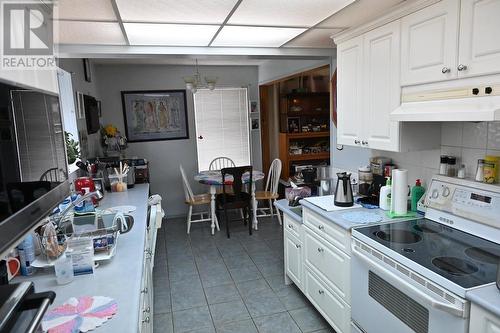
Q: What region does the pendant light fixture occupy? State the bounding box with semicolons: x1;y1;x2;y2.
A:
183;59;217;93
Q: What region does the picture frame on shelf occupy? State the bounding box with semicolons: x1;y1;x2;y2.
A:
250;101;258;113
121;90;189;142
287;117;300;133
251;118;260;130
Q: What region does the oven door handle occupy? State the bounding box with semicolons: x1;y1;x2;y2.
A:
352;245;466;318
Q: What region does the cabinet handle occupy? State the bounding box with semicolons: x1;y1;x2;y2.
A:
457;64;468;71
441;67;451;74
318;225;324;230
288;224;293;228
141;287;148;294
142;317;150;323
318;290;324;295
362;140;368;145
317;247;324;253
354;139;360;144
295;244;301;248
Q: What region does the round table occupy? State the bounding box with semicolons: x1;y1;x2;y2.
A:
194;170;265;234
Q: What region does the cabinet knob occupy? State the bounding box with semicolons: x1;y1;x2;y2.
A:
295;244;301;248
144;307;151;313
288;224;293;228
362;140;368;145
457;64;468;71
141;287;148;294
318;225;324;230
142;317;150;324
317;247;324;253
318;290;324;295
441;67;451;74
354;139;360;144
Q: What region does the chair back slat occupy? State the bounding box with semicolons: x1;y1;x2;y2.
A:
40;167;63;182
179;165;195;202
265;158;282;195
221;166;252;201
209;157;235;171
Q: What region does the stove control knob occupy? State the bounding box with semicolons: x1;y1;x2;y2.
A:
442;186;451;198
431;189;439;199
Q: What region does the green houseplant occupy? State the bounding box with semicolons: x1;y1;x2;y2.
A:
65;131;80;164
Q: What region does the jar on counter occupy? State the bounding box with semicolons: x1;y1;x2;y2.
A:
439;155;449;175
484;155;499;183
358;166;373;196
475;159;485;182
447;156;457;177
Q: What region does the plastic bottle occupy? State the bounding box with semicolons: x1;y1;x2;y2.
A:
411;179;425;212
18;234;36;276
379;177;392;211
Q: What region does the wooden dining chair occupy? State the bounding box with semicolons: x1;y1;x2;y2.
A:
256;158;282;225
180;165;218;234
216;166;253;238
209;157;235;171
40;167;65;182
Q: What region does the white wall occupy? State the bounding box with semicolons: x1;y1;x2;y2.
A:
371;122;500;188
94;64;259;217
58;58;102;158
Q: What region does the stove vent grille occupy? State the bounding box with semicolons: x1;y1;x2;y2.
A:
369;271;429;333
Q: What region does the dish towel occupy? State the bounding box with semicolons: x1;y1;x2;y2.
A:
42;296;117;333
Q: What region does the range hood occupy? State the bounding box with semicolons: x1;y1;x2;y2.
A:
391;88;500;122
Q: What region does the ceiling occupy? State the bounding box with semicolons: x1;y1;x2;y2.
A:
53;0;406;50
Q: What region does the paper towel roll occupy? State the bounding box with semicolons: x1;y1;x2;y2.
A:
391;169;408;215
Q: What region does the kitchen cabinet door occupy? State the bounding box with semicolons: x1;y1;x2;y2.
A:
401;0;460;85
284;232;303;289
337;36;364;147
363;20;401;151
470;303;500;333
458;0;500;78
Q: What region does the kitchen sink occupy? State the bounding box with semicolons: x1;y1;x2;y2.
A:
289;206;303;218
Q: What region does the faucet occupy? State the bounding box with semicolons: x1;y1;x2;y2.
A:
55;190;103;227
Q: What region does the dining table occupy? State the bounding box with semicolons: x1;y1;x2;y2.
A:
194;170;265;235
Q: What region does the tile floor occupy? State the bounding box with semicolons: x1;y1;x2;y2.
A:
153;214;335;333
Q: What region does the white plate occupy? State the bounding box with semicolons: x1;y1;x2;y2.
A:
109;205;136;213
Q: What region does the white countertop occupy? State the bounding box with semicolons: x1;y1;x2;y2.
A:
15;184;150;332
467;284;500;317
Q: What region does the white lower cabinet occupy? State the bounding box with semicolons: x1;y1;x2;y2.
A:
470;303;500;333
305;269;351;333
282;207;353;333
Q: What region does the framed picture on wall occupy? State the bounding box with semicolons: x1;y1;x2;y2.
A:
250;101;258;113
76;92;85;119
251;118;260;130
121;90;189;142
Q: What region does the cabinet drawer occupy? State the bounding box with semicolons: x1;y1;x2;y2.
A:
305;269;351;333
304;230;350;302
284;214;301;239
303;208;351;254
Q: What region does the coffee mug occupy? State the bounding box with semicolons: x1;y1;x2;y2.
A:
6;257;20;280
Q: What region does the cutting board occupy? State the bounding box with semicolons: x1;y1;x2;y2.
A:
304;195;361;212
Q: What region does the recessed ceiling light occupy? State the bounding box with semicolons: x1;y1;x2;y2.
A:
212;26;306;47
54;21;126;45
124;23;220;46
228;0;355;27
116;0;238;24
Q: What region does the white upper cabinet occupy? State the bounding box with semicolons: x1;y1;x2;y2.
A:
458;0;500;77
363;20;401;151
337;36;364;147
401;0;460;85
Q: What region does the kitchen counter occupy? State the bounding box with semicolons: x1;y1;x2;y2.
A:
15;184;150;332
467;284;500;317
274;199;301;223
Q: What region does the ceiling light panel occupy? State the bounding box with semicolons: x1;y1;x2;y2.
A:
55;21;126;45
212;26;306;47
283;28;343;48
124;23;220;46
54;0;117;21
116;0;238;24
228;0;355;27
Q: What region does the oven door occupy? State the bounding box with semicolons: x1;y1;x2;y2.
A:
351;243;468;333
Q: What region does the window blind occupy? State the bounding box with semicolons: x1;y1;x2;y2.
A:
194;88;250;171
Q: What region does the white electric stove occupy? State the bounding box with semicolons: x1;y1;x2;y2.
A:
351;175;500;333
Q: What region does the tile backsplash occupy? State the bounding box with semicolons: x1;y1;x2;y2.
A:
371;122;500;187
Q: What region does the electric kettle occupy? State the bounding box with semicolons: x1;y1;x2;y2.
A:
334;172;354;207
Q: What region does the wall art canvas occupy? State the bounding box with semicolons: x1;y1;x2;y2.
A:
121;90;189;142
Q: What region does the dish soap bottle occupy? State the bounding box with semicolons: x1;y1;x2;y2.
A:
379;177;392;211
411;179;425;212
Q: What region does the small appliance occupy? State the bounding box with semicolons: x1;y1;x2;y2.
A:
334;172;354;207
74;177;97;205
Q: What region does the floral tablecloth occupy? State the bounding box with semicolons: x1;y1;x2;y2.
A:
194;170;265;185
